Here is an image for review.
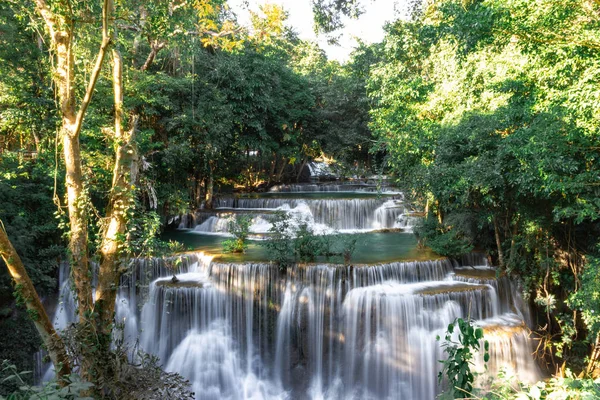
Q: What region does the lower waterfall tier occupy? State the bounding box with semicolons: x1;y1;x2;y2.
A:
43;252;540;399
109;253;541;400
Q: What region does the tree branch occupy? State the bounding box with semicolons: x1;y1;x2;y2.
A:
33;0;58;38
140;40;166;71
0;220;72;382
72;0;112;138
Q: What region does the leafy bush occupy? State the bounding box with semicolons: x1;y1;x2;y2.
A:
293;221;328;262
159;240;186;281
415;214;474;259
481;368;600;400
0;360;93;400
438;318;489;399
222;215;252;253
261;212;360;268
568;256;600;343
260;212;295;269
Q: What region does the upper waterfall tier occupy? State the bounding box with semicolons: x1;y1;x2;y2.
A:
197;197;412;232
171;181;421;237
268;182;400;193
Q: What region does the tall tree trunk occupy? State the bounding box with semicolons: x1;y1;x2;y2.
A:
267;153;277;185
33;1;114;384
507;215;519;270
275;157;287;183
296;156;308;183
34;0;111;324
32;131;41;154
95;20;139;343
493;215;505;268
205;168;214;209
0;222;71;380
55;26;94;320
194;171;203;208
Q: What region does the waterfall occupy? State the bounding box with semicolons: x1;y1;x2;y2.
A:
204;198;410;232
39;252;540;398
269;183;401;194
130;256;540;399
177;213;195;229
38;181;540;399
307;162;335;179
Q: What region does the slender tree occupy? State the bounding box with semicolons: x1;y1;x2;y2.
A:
0;221;71;381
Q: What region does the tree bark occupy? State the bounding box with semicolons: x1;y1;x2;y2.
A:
275;157;287;183
296;156;308;183
34;0;112;321
267;153;277;185
205;167;214;209
493;215;505;268
587;335;600;378
141;41;165;72
194;171;203;208
0;221;71;380
507;215;519;270
95;26;139;340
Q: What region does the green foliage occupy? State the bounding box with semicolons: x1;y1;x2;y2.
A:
159;240;186;279
339;234;358;264
568;256;600;342
222;215;252;253
0;155;65;297
0;360;93;400
261;211;296;269
0;3;56;153
415;214;474;259
437;318;489;399
481;368;600;400
369;0;600;372
0;312;41;396
292;221;328;263
125;209;163;259
311;0;363;35
261;212;360;268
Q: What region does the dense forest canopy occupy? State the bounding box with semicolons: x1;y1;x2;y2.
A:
367;0;600;378
0;0;599;398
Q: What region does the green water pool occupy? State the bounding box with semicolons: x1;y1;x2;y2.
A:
162;230;438;264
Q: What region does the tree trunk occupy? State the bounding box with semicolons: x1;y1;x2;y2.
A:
194;172;203;209
63;129;94;319
34;0;112;322
493;216;505;268
275;157;287;182
296;156;308;183
507;215;519;270
32;131;41;154
205;169;214;209
95;32;139;342
141;41;165;72
267;153;277;185
587;335;600;378
0;222;71;380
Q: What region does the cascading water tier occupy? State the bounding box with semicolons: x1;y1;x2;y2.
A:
42;182;540;399
127;254;539;400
